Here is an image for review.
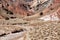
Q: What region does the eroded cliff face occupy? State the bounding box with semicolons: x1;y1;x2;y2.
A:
0;0;60;20
0;0;34;18
0;0;53;19
0;0;60;40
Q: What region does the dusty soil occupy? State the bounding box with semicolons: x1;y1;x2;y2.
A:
0;0;60;40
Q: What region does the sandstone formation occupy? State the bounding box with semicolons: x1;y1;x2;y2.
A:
0;0;60;40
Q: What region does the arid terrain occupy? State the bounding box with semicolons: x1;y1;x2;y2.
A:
0;0;60;40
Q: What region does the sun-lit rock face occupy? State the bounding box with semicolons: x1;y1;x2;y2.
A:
0;0;60;20
24;0;53;13
0;0;60;40
0;0;53;19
